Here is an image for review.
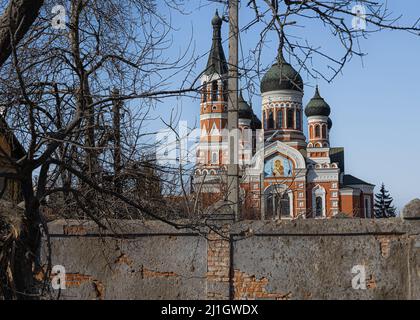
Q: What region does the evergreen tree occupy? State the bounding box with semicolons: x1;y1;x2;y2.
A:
374;183;397;218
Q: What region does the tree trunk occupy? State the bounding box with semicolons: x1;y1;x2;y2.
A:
13;175;42;299
0;0;44;67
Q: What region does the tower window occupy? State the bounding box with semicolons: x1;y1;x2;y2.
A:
202;82;207;102
315;125;321;138
212;81;218;101
268;110;274;129
309;125;314;139
322;124;327;139
296;110;301;130
277;110;283;128
287;109;294;129
223;80;228;102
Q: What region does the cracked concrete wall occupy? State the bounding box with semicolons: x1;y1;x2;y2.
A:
41;218;420;300
42;220;208;300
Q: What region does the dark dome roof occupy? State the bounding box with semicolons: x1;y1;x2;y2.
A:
251;112;262;129
212;9;223;26
327;117;333;130
260;50;304;93
238;91;253;120
305;86;331;117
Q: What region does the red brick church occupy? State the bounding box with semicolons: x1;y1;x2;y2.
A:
193;11;375;219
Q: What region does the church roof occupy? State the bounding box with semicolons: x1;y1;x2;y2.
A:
260;49;304;93
238;91;253;120
305;86;331;117
204;10;228;76
330;147;345;173
343;174;375;186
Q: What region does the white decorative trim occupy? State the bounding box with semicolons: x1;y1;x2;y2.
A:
339;188;361;196
346;184;375;194
200;113;227;120
264;140;306;168
308;116;328;123
262;90;303;105
307;168;339;182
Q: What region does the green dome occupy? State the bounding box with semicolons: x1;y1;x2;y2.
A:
238;91;253;120
260;50;303;93
327;117;333;130
305;86;331;117
212;9;223;26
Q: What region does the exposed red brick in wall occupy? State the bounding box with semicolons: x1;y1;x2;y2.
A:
233;270;292;300
376;235;399;258
141;267;178;278
115;253;133;267
63;274;105;299
63;225;87;236
366;275;377;289
206;230;230;299
64;273;94;287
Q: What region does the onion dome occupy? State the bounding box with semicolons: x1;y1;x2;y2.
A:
305;86;331;117
211;9;223;26
251;111;262;130
248;103;262;129
260;49;304;93
205;10;228;76
327;117;333;130
238;90;253;120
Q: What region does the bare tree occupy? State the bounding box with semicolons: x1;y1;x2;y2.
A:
0;0;203;299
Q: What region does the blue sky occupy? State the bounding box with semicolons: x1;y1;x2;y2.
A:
152;1;420;211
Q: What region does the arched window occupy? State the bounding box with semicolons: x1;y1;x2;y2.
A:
312;185;326;218
287;109;294;129
223;80;228;102
322;124;327;139
277;110;283;128
279;193;291;218
315;197;323;217
211;81;218;101
264;111;268;130
296;110;301;130
309;125;314;139
202;82;207;102
266;193;274;220
264;185;293;220
315;125;321;138
211;152;218;164
268;110;274;129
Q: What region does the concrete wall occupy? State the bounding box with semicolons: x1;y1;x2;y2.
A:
42;213;420;300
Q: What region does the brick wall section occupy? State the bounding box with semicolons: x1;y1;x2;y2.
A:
233;270;292;300
42;217;420;300
206;228;231;300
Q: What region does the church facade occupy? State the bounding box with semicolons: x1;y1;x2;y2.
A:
193;12;375;219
